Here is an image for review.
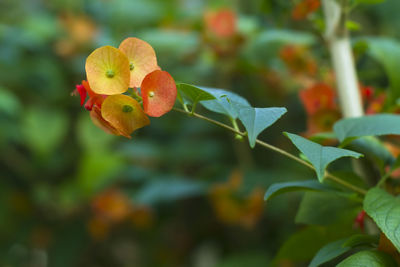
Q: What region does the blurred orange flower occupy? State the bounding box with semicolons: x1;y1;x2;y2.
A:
292;0;321;20
280;45;317;76
299;83;337;115
209;170;264;229
204;8;237;38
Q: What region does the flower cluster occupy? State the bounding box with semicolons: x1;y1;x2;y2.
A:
74;37;177;138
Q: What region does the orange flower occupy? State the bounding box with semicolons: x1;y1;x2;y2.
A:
75;37;177;138
85;46;131;95
204;8;237;38
306;109;341;134
141;70;177;117
299;83;337;115
119;37;160;88
209;170;264;229
279;45;317;76
101;94;150;138
92;189;132;223
292;0;320;20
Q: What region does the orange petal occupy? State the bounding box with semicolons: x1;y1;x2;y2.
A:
90;106;121;136
101;94;150;138
118;37;160;88
85;46;130;95
141;70;177;117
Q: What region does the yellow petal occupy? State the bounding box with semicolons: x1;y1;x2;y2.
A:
118;37;160;88
85;46;130;95
101;94;150;137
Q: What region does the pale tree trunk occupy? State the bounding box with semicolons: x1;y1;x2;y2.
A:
321;0;364;118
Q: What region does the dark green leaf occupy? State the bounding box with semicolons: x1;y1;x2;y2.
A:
238;107;286;148
363;187;400;252
342;234;379;248
176;83;215;111
135;178;206;205
275;224;355;263
309;239;350;267
285;133;363;181
363;38;400;98
337;250;397;267
334;114;400;145
264;180;333;202
200;87;251;119
309;235;380;267
295;192;361;226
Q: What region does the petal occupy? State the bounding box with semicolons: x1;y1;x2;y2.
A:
85;46;130;95
141;70;177;117
118;37;160;88
74;84;87;106
90;106;122;136
101;94;150;137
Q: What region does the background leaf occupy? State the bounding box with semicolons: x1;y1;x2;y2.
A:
295;192;361;226
362;37;400;101
285;133;363;181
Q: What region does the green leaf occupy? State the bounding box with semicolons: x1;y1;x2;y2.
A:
348;136;395;170
199;87;251;119
176;83;215;111
135;178;206;205
238;107;286;148
342;234;379;248
334;114;400;145
23;106;68;157
364;187;400;252
264;180;333;202
309;239;350;267
0;86;21;116
285;133;363;181
275;223;355;263
295;192;361;226
309;235;380;267
337;250;397;267
363;38;400;99
353;0;385;5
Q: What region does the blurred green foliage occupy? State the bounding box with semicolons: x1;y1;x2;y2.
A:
0;0;399;266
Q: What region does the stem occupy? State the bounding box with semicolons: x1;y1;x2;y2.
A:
322;0;363;118
377;168;397;188
173;107;367;195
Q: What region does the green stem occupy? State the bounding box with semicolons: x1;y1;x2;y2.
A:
173;107;367;196
377;169;394;188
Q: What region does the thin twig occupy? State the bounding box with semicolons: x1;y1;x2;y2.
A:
173;107;367;195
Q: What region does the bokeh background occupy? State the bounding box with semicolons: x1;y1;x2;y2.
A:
1;0;399;266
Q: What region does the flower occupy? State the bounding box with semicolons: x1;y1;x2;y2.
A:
204;8;237;38
118;37;160;88
292;0;320;21
85;46;131;95
75;37;177;138
101;94;150;138
299;83;337;115
141;70;177;117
